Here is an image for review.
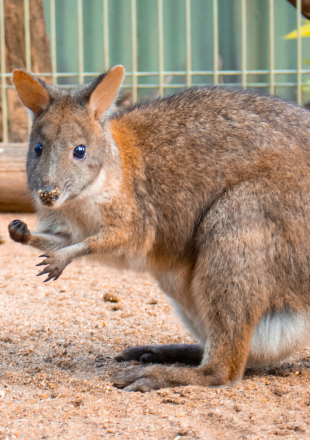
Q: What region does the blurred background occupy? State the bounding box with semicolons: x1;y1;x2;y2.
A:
0;0;309;211
0;0;310;143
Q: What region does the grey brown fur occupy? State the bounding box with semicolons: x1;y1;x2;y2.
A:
9;66;310;391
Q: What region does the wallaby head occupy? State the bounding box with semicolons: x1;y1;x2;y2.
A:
12;66;125;208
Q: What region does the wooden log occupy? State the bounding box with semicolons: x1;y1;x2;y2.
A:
0;142;34;212
1;0;52;143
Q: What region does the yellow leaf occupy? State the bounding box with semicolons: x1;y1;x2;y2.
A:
284;22;310;39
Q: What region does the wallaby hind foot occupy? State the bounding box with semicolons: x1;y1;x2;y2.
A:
111;364;242;392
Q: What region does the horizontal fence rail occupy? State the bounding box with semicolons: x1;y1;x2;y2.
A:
0;0;306;143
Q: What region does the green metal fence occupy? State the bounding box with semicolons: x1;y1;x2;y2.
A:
0;0;309;143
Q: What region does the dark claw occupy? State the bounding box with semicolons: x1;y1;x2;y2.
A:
36;260;48;267
43;274;54;283
37;267;50;276
39;254;49;258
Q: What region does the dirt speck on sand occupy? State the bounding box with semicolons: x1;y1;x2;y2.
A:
1;213;310;439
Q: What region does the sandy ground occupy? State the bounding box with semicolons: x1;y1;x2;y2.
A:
0;213;310;440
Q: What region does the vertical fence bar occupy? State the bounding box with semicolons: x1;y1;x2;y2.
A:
269;0;275;95
24;0;31;71
131;0;138;102
158;0;164;96
103;0;110;71
213;0;219;85
241;0;247;89
24;0;32;135
77;0;84;85
186;0;191;86
0;0;7;142
50;0;57;85
297;0;302;105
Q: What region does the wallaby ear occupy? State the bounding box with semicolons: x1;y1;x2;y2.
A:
12;70;50;117
89;65;125;119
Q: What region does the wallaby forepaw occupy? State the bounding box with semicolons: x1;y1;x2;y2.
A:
36;252;66;282
8;220;31;244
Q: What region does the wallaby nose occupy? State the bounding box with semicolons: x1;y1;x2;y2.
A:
37;186;60;206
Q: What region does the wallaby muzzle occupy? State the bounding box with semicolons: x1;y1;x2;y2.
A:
37;187;60;206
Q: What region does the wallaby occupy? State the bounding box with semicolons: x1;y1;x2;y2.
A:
9;66;310;391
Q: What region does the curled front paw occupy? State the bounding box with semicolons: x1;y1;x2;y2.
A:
8;220;31;244
36;252;67;283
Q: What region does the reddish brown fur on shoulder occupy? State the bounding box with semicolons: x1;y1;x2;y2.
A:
109;118;143;184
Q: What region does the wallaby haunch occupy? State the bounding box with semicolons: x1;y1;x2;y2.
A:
9;66;310;391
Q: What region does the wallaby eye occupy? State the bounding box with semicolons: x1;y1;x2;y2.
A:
73;145;86;159
34;142;43;156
